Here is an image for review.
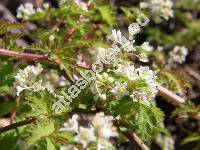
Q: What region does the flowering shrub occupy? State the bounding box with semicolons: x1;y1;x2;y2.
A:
0;0;199;149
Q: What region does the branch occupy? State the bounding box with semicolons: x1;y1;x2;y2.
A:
64;28;75;43
114;120;149;150
122;131;149;150
0;49;73;83
157;85;185;106
0;117;36;134
0;49;48;60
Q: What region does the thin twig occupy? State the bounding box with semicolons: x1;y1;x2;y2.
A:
0;117;36;134
10;97;20;124
114;120;149;150
157;85;185;106
0;49;73;83
0;49;48;60
64;28;75;43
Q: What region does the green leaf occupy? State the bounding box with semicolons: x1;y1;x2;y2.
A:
59;132;75;142
46;138;56;150
96;5;115;26
130;104;164;141
0;130;19;150
181;133;200;145
26;120;55;148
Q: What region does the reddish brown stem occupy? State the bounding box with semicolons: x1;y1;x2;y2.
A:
0;49;48;60
10;97;20;124
0;117;36;133
64;28;75;42
157;85;185;106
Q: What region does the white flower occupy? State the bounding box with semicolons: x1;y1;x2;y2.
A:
58;0;67;5
75;126;96;148
139;2;149;9
97;138;114;150
140;42;153;52
60;114;79;133
114;64;124;76
60;145;78;150
114;64;139;81
111;82;129;100
36;8;43;13
130;91;150;106
136;66;158;98
73;0;88;11
16;3;36;20
108;77;114;84
138;53;149;62
100;94;107;101
169;46;188;64
140;0;174;21
92;112;118;139
13;64;45;96
96;47;106;61
102;72;108;80
121;40;135;52
49;35;55;42
128;23;140;37
108;29;122;44
43;3;50;9
136;66;155;80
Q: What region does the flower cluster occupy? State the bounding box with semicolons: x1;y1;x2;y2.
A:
13;64;45;96
169;45;188;64
59;0;88;11
91;65;158;105
140;0;174;21
89;22;158;106
60;112;118;149
17;3;50;20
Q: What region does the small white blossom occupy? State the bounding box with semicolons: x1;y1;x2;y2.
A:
140;42;153;52
114;64;139;81
137;66;155;81
36;8;43;13
139;2;149;9
58;0;67;5
108;29;122;44
111;82;129;100
140;0;174;21
43;3;50;9
60;114;79;133
97;138;114;150
136;66;158;98
108;77;114;84
121;40;135;52
100;94;107;101
102;72;108;80
60;145;78;150
130;91;150;105
169;46;188;64
73;0;88;11
13;64;45;96
128;23;140;38
49;35;55;42
16;3;36;20
75;126;96;148
138;53;149;62
96;47;107;61
92;112;118;139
